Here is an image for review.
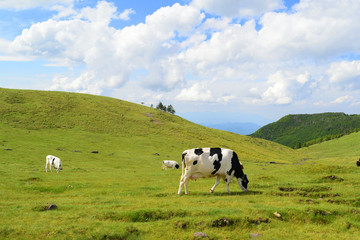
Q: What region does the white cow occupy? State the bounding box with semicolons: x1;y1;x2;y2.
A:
162;160;180;170
178;148;249;195
45;155;62;173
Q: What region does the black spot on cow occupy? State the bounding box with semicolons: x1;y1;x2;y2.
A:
193;160;198;165
175;164;180;169
52;158;55;165
210;148;223;175
228;152;245;179
194;148;203;155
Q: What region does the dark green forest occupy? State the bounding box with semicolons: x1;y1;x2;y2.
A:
250;112;360;148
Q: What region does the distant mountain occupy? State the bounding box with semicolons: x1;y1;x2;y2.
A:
179;111;272;127
250;112;360;148
203;122;261;135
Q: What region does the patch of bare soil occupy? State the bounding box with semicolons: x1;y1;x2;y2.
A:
144;113;163;124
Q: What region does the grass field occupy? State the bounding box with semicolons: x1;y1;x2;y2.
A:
1;88;360;239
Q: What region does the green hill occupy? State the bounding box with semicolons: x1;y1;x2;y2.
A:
1;88;360;240
299;130;360;160
250;112;360;148
0;87;298;162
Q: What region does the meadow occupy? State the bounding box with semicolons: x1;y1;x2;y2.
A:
1;88;360;239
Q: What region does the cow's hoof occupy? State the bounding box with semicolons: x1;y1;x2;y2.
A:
210;189;214;193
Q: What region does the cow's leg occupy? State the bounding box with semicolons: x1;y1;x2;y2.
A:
210;176;221;193
225;175;233;193
184;178;190;195
45;163;48;172
178;174;190;195
178;175;186;195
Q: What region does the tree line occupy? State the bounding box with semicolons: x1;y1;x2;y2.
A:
154;102;175;114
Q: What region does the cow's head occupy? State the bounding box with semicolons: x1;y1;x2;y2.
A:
239;174;249;191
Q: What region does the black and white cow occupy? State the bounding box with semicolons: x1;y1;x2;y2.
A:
162;160;180;170
45;155;62;173
178;148;249;195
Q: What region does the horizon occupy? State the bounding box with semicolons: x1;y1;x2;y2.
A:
1;0;360;125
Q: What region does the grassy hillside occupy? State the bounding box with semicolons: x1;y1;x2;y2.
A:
0;88;297;162
1;88;360;239
299;131;360;160
251;112;360;148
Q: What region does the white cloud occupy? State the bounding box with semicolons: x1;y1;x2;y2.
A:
0;38;33;61
331;95;353;104
327;60;360;90
0;0;73;9
181;0;360;73
77;1;118;26
257;0;360;60
145;3;204;37
119;8;135;21
4;0;360;113
8;2;204;93
51;4;76;19
0;38;10;53
0;55;33;61
250;71;313;105
176;83;214;102
49;71;102;95
191;0;284;18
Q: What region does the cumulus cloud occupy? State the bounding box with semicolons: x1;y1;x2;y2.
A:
0;38;34;61
145;3;204;37
327;60;360;90
331;95;354;104
0;0;73;9
9;2;203;93
258;0;360;60
191;0;284;18
250;71;313;105
0;38;10;54
119;8;135;21
176;82;214;102
0;55;33;61
49;71;102;95
4;0;360;111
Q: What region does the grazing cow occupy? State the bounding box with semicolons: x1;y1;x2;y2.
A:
178;148;249;195
162;160;180;170
45;155;62;173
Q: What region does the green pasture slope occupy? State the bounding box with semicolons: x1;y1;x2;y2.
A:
0;88;359;239
251;113;360;148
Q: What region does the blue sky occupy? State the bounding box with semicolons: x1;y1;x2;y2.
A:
1;0;360;126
